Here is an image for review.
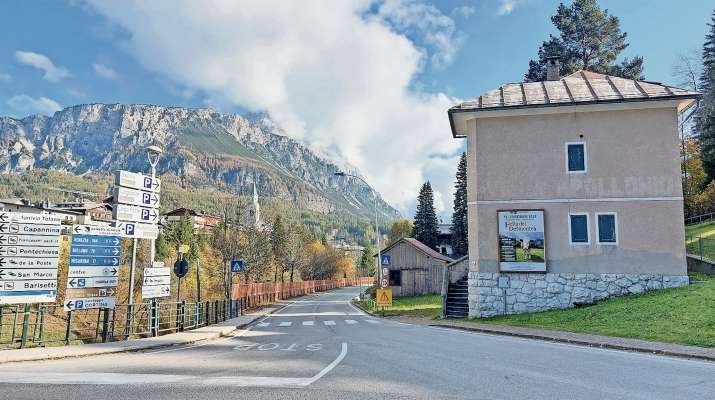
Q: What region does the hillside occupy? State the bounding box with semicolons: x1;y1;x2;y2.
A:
0;103;400;220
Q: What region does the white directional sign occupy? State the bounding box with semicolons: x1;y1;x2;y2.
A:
0;212;62;305
114;186;160;208
115;170;161;193
0;211;61;225
114;221;159;239
113;204;160;224
0;234;59;247
0;223;62;236
64;297;116;312
142;266;171;299
66;225;123;311
0;269;57;280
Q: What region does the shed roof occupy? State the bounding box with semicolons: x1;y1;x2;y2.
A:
448;70;701;137
377;237;454;263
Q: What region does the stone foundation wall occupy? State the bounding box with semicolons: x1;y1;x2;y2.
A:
468;272;689;318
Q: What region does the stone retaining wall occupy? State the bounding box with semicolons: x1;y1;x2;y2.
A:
468;272;689;318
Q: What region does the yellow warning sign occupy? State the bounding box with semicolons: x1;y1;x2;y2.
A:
375;288;392;307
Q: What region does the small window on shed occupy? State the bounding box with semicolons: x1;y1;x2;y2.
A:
389;270;401;286
566;142;586;173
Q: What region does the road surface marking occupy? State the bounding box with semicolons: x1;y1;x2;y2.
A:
365;319;379;324
278;321;292;327
344;319;358;324
324;320;336;326
302;321;314;326
257;322;270;327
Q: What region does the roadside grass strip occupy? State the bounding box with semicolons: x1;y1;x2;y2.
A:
474;273;715;348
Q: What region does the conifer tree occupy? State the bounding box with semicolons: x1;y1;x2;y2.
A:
450;153;468;257
411;182;440;250
700;9;715;180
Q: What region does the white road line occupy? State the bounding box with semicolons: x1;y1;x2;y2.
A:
344;319;358;324
257;322;270;328
364;319;379;324
324;320;336;326
0;343;350;388
302;321;314;326
279;321;292;327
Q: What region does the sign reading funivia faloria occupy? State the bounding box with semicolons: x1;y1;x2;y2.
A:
0;211;62;305
65;225;123;311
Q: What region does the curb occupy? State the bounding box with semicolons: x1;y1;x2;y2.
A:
429;323;715;362
0;310;273;364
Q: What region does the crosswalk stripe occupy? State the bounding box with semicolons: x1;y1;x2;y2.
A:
302;321;314;326
324;320;336;326
365;319;379;324
257;322;270;327
279;321;292;327
345;320;358;324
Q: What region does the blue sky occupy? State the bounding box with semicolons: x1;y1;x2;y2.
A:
0;0;713;218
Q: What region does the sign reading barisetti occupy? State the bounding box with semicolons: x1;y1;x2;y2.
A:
497;210;546;272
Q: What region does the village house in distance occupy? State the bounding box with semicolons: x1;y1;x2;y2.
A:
447;59;701;317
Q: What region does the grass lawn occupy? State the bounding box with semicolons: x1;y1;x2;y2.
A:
515;247;545;263
685;221;715;239
355;294;441;318
472;273;715;348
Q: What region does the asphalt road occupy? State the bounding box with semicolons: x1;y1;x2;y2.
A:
1;286;714;399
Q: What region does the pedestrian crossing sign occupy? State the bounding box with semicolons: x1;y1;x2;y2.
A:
375;288;392;307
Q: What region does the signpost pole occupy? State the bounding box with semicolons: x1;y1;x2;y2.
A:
126;237;137;336
374;196;381;289
195;257;201;323
19;304;30;349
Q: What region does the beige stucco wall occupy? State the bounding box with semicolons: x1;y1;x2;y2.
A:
466;106;686;276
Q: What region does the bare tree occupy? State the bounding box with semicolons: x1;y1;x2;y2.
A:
237;225;272;284
285;223;310;283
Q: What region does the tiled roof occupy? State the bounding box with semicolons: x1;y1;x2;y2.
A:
450;70;700;112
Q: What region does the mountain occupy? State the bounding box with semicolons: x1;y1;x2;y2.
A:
0;103;399;219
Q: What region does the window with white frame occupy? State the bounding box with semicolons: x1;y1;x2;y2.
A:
596;213;618;244
566;142;586;173
569;213;589;244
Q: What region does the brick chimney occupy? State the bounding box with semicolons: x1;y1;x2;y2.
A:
546;56;560;81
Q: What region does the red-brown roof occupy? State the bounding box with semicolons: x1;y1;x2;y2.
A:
377;237;454;263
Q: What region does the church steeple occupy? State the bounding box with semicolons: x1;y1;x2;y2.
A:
247;182;260;227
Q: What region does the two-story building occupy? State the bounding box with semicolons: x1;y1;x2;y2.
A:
447;60;700;317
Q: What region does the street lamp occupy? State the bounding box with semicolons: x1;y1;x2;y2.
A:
145;145;163;265
334;171;381;299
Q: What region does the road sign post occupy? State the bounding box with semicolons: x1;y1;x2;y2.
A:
0;212;62;306
65;225;122;312
229;260;243;318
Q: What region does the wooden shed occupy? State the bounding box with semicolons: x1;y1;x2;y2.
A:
376;238;454;297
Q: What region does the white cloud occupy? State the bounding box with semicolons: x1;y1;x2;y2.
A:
7;95;62;116
497;0;526;15
92;63;118;79
376;0;464;68
84;0;464;215
451;5;475;18
14;51;70;82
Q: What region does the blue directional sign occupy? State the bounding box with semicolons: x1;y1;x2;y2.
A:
69;256;120;266
71;235;121;247
70;246;121;256
380;254;391;266
230;259;244;273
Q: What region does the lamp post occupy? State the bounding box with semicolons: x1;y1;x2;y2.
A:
334;172;381;298
146;145;163;267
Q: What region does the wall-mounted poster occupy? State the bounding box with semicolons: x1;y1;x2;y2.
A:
498;210;546;272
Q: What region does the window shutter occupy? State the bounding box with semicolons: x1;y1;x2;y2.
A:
568;144;585;172
598;214;616;243
570;215;588;243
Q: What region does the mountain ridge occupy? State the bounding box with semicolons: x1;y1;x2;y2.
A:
0;103;399;219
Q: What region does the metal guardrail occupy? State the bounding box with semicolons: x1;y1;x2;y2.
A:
686;235;715;262
0;299;240;349
685;212;715;226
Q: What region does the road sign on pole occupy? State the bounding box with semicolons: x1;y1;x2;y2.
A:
65;225;123;311
112;204;160;224
380;254;391;266
230;259;244;273
114;186;160;208
113;221;159;240
0;212;62;305
141;262;171;299
375;288;393;307
115;170;161;193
